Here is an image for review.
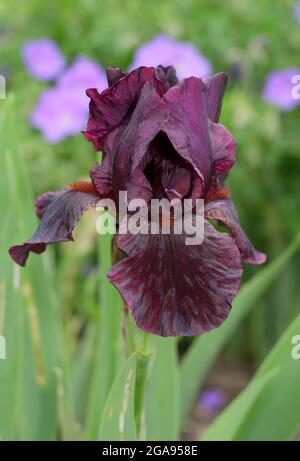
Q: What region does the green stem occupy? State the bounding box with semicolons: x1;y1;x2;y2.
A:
134;332;153;438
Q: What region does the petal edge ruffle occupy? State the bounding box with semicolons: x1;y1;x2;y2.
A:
9;189;99;266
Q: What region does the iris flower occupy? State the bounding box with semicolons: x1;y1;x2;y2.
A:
9;65;266;336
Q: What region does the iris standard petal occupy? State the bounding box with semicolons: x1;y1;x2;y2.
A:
162;77;212;197
155;65;179;89
35;189;66;219
83;66;166;150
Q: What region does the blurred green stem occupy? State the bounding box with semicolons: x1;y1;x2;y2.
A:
134;332;153;437
86;233;123;440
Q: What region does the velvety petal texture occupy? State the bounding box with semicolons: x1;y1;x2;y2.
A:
108;222;242;336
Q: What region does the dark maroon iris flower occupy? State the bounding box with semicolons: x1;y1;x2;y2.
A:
9;65;266;337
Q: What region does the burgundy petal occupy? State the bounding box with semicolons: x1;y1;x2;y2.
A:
35;189;66;219
210;122;236;176
108;222;242;336
204;72;228;122
90;160;112;198
205;179;231;203
162;77;212;197
9;189;99;267
90;120;129;198
9;243;47;267
205;199;266;265
83;66;166;151
161;158;191;200
112;82;170;200
128;166;153;203
105;67;127;87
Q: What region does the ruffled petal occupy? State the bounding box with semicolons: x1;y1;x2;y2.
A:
210;122;236;176
108;221;242;336
127;166;153;203
205;199;266;265
162;77;212;196
90;120;129;198
9;189;99;267
35;189;66;219
105;67;127;87
9;243;48;267
90;156;114;198
83;66;166;151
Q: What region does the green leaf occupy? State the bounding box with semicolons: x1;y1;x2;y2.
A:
85;233;124;439
203;313;300;441
180;232;300;422
145;337;180;441
99;354;137;441
0;97;63;440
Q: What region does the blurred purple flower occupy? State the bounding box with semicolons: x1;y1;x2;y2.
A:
130;35;212;80
22;38;65;81
295;2;300;22
200;389;226;411
31;87;87;143
31;56;108;143
58;56;107;110
262;67;300;111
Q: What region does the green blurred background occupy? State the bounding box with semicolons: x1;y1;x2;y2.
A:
1;0;300;441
